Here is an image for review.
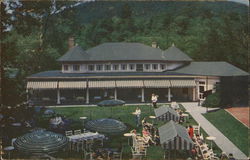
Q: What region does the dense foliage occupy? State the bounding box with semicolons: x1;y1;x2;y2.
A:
202;92;220;108
1;1;248;105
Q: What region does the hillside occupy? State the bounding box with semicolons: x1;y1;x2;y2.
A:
74;1;248;24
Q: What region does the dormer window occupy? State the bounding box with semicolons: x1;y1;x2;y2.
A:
121;64;127;70
152;64;158;70
64;65;69;71
144;64;151;70
113;64;119;70
88;64;94;71
160;64;166;70
129;64;135;70
96;64;103;71
105;64;111;71
73;65;80;71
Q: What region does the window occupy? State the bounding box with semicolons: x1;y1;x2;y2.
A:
73;65;80;71
144;64;150;70
105;64;111;71
136;64;143;72
199;81;205;84
113;64;119;70
96;64;103;71
121;64;127;70
160;64;165;70
129;64;135;70
152;64;158;70
64;65;69;71
88;64;94;71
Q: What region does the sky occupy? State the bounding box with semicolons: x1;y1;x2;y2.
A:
228;0;249;6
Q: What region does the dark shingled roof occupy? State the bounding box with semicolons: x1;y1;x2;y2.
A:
58;46;88;62
163;45;193;61
159;120;193;145
27;61;249;79
174;62;249;76
57;42;192;62
154;105;179;118
27;70;189;79
86;42;165;61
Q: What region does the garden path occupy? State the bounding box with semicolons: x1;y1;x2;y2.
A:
182;102;248;160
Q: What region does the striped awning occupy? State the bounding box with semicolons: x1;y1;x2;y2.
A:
170;80;196;88
88;80;116;88
116;80;144;88
27;81;57;89
58;81;86;89
144;80;171;88
159;121;193;151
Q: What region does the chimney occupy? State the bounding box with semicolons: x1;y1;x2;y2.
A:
151;42;157;48
68;37;75;49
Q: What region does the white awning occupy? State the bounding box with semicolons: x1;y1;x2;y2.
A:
88;80;116;88
27;81;57;89
116;80;144;88
144;80;171;88
58;81;86;89
170;80;196;87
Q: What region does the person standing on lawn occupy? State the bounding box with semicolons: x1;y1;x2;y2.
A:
151;93;158;108
133;107;141;127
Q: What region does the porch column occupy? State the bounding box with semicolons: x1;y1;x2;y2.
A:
192;87;196;101
26;89;29;103
114;88;117;100
196;81;199;100
86;88;89;104
168;88;171;102
141;88;145;102
57;89;61;104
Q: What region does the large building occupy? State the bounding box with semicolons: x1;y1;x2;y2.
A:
26;40;249;105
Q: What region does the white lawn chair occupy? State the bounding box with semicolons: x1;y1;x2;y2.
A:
74;129;81;135
65;130;73;136
193;123;200;135
171;101;179;109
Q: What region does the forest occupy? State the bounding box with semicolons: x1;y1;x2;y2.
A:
1;1;249;105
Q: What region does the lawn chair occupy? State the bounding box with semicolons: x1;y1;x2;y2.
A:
193;123;200;135
131;147;144;160
112;147;123;160
74;129;81;135
65;130;73;136
171;101;179;109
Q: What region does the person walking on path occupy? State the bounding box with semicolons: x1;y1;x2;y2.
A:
133;107;141;127
151;93;158;108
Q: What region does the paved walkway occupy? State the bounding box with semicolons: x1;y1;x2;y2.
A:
182;102;248;160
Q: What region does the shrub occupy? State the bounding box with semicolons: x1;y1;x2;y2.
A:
202;92;220;108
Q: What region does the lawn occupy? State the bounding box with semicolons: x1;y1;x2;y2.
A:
52;105;167;159
203;109;249;156
50;105;201;159
47;104;223;159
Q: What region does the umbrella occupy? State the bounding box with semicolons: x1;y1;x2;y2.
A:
14;129;68;155
97;99;125;117
97;99;125;106
85;118;127;135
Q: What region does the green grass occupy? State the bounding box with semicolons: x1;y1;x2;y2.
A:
48;104;224;159
203;109;249;156
178;104;222;155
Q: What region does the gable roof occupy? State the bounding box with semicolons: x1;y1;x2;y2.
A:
57;46;88;62
158;120;193;144
57;42;192;62
163;45;193;61
174;61;249;76
154;105;179;118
